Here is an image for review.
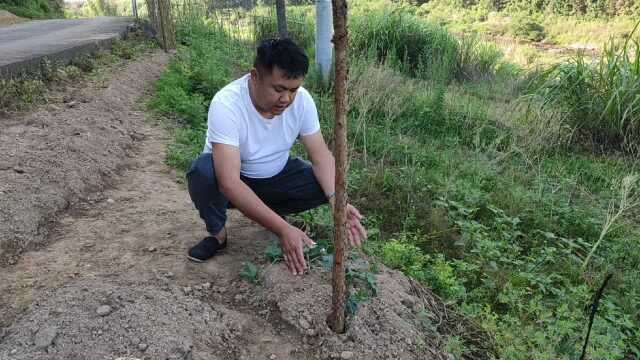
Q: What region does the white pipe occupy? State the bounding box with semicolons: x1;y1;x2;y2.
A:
315;0;332;86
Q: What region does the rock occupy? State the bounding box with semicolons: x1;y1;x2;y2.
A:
10;349;17;354
202;282;211;290
299;317;311;329
147;246;157;252
260;336;274;343
401;297;415;308
183;287;192;295
34;326;58;349
269;355;277;360
138;343;148;351
340;351;354;359
106;198;115;204
234;294;244;302
165;272;174;279
96;305;112;316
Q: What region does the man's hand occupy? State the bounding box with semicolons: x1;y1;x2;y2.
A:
346;203;367;247
278;224;316;275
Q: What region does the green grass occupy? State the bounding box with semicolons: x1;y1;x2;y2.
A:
152;4;640;359
0;0;63;19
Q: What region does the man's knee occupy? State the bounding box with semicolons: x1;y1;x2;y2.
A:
187;153;217;192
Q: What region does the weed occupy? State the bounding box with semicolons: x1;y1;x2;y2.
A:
240;261;262;284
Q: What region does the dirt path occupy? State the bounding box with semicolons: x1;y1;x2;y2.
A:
0;48;308;360
0;48;452;360
0;113;308;359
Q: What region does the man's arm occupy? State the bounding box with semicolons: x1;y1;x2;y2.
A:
299;132;335;201
213;143;315;275
300;132;367;246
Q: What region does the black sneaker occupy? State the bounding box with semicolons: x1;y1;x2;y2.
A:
187;235;227;263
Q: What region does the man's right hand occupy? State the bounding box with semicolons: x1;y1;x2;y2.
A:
278;224;316;275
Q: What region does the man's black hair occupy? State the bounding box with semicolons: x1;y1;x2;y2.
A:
254;38;309;79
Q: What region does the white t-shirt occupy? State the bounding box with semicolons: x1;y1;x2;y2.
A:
203;74;321;179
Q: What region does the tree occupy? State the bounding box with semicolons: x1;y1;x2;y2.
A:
327;0;348;334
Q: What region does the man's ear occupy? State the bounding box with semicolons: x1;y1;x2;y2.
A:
250;68;259;82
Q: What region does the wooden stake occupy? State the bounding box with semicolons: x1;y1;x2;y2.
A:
327;0;348;334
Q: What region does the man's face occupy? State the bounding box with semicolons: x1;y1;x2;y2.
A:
251;66;303;116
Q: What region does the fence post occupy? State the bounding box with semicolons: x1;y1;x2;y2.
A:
131;0;138;19
315;0;333;87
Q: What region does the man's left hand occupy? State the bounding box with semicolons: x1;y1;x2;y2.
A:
345;204;367;247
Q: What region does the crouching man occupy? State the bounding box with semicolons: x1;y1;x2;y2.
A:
186;38;367;275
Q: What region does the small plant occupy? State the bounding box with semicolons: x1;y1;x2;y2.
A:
264;240;283;262
240;261;262;284
111;40;135;59
443;335;467;359
345;267;379;314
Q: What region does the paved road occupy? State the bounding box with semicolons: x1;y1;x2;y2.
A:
0;16;134;77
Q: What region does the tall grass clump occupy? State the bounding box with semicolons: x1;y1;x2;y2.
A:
525;23;640;154
349;8;503;83
349;9;458;82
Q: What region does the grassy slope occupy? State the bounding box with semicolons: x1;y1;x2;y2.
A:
414;0;638;67
151;3;640;359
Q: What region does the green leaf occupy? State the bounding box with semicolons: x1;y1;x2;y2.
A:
240;262;261;284
264;241;283;262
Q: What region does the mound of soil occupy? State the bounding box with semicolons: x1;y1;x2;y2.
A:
0;50;168;265
0;277;250;360
263;264;433;359
0;10;27;26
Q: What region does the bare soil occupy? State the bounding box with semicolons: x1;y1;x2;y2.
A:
0;48;455;359
0;11;27;27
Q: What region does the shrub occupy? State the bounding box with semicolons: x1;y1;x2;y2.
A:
508;15;547;42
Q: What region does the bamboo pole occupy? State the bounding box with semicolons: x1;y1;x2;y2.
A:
327;0;348;334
